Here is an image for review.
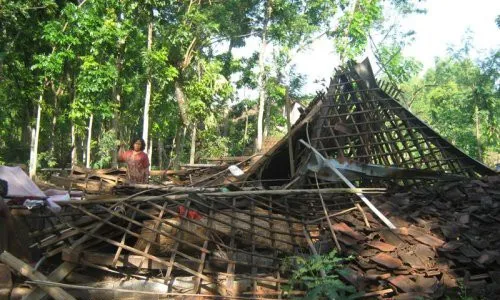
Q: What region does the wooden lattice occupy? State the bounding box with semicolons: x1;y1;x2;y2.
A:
243;58;494;184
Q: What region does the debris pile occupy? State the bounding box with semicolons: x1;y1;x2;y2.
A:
50;166;127;193
1;58;498;299
50;158;256;194
308;175;500;299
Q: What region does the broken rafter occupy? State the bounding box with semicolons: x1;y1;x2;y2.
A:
300;139;396;229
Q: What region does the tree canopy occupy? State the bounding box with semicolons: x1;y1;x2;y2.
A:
0;0;498;174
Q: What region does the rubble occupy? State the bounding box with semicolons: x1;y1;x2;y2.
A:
306;176;500;299
49;159;257;194
0;58;498;299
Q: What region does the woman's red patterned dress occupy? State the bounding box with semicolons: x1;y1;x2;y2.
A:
119;150;150;184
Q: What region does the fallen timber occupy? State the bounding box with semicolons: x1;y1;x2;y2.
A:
51;187;386;206
3;58;499;299
12;175;500;299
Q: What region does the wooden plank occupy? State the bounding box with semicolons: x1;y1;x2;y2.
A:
23;262;76;300
0;251;75;300
37;223;97;249
203;156;250;162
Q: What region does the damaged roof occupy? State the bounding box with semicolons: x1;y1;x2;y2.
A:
241;58;495;186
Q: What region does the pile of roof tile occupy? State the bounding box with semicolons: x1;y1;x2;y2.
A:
316;175;500;299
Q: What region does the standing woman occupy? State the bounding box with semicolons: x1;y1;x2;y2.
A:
119;138;150;184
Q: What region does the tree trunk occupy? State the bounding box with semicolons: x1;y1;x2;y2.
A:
174;80;188;126
173;78;189;169
475;105;482;161
29;96;42;179
49;81;64;158
173;125;187;170
256;0;272;153
81;136;85;165
50;89;58;157
189;124;197;164
339;0;360;64
86;114;93;168
222;106;230;137
142;22;153;151
222;39;234;79
148;137;153;171
221;41;233;137
111;92;121;168
111;50;124;167
71;123;77;166
244;105;249;142
264;101;271;138
158;137;164;170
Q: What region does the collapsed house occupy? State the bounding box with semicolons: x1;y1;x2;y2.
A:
0;59;498;299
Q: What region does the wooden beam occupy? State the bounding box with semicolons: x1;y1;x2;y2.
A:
23;262;76;300
284;87;295;177
0;251;75;300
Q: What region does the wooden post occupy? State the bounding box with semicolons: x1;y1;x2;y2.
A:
284;87;295;176
0;251;76;300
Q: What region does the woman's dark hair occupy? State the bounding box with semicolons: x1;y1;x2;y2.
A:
130;138;146;151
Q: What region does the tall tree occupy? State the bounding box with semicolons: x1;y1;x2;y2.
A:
256;0;273;152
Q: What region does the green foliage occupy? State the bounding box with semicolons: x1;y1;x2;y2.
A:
197;128;230;159
282;251;359;300
377;44;423;84
335;0;383;61
185;59;233;120
38;151;57;168
404;47;499;162
144;48;178;85
93;130;118;169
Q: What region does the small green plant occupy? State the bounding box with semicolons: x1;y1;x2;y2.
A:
282;251;359;300
445;279;484;300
